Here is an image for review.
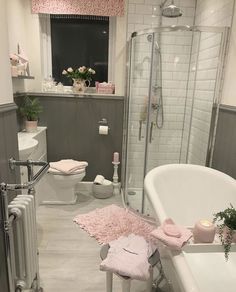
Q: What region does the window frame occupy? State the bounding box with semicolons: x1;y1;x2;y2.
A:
40;15;116;83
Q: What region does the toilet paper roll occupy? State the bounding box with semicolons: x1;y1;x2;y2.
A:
94;175;105;185
99;125;109;135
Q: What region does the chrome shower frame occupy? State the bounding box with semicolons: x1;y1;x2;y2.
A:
122;25;229;214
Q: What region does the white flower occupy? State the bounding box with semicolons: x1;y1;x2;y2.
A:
62;70;67;75
79;67;85;73
67;67;73;73
88;68;96;74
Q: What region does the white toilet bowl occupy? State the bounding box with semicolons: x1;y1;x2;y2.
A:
40;169;86;205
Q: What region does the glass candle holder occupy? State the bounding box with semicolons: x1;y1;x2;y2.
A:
193;219;216;243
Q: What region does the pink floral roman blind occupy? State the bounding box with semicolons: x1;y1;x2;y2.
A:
31;0;124;16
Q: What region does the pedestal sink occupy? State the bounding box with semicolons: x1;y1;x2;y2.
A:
18;133;38;160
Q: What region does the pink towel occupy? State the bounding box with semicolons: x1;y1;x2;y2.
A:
49;159;88;174
100;234;156;281
151;218;192;251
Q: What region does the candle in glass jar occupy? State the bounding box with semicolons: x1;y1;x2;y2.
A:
193;219;216;243
113;152;119;163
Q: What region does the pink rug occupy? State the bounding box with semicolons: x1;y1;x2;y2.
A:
73;204;155;244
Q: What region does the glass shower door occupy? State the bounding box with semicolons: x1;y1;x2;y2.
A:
124;33;153;212
144;29;200;214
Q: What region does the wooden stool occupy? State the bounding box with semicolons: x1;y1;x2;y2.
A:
100;244;160;292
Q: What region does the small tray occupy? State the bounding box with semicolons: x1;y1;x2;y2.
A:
182;227;236;253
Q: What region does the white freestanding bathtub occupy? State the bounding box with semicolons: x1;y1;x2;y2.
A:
144;164;236;292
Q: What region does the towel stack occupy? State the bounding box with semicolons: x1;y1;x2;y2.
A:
93;175;113;198
151;218;192;251
49;159;88;175
100;234;156;281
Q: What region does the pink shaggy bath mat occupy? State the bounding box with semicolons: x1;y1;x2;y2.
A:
73;204;155;244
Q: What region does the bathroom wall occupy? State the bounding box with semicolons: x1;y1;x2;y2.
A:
0;1;20;291
15;94;124;181
212;105;236;178
0;0;13;105
0;104;20;292
7;0;43;93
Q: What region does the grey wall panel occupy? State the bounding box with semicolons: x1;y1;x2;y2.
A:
15;96;124;181
212;106;236;178
0;106;19;292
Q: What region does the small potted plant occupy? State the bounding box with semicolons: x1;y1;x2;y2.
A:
213;204;236;260
19;96;43;132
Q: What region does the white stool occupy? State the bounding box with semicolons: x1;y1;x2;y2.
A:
100;244;160;292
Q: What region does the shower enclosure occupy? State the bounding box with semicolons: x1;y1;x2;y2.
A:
123;25;229;213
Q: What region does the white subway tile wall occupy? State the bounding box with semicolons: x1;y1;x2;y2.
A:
186;0;235;165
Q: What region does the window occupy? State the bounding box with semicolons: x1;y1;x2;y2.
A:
40;14;116;87
50;15;109;86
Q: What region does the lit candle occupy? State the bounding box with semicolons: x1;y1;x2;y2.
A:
193;219;216;243
113;152;119;163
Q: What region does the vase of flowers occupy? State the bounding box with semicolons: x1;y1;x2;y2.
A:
62;66;96;93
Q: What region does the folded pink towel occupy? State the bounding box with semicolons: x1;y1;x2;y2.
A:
151;218;192;250
49;159;88;174
48;167;86;175
100;234;156;281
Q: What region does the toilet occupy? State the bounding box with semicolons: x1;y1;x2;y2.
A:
40;160;87;205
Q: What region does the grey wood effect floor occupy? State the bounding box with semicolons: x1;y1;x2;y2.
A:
37;193;150;292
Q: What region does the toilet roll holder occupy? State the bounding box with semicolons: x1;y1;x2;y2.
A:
98;118;109;127
98;118;110;133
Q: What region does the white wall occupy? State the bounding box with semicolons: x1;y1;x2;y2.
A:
0;0;13;104
7;0;42;93
222;2;236;106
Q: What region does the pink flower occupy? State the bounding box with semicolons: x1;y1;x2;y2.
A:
79;67;85;73
88;68;96;74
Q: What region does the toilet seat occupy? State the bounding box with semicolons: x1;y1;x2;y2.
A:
48;167;86;175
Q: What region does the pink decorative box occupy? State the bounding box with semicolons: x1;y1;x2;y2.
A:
96;82;115;94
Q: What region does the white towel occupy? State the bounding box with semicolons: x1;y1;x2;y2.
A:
49;159;88;174
100;234;155;281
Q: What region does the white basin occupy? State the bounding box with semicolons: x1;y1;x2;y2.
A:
18;134;38;160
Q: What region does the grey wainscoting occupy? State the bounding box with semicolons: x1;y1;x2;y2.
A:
15;94;124;181
212;105;236;178
0;103;19;292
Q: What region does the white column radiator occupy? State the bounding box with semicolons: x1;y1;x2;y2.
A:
8;194;39;290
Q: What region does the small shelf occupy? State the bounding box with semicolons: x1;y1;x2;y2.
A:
12;75;35;80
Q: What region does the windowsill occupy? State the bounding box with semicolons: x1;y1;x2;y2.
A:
14;91;124;100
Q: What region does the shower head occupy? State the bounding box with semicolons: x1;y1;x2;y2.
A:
161;0;182;18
